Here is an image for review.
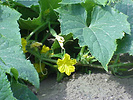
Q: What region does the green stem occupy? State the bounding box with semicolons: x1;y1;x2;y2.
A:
26;22;48;41
79;46;86;56
57;72;65;82
109;63;133;68
76;62;133;70
28;49;57;64
41;60;54;68
114;54;120;64
76;62;133;78
49;22;59;25
41;32;50;43
42;58;57;64
75;62;103;69
41;22;51;43
35;32;39;41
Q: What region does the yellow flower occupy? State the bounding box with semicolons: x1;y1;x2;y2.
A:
41;45;50;53
57;53;77;76
21;38;27;53
30;42;42;48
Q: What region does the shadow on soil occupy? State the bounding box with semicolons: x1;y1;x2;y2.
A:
109;75;133;99
37;74;67;100
37;68;133;100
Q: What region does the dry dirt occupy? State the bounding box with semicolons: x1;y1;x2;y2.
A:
37;72;133;100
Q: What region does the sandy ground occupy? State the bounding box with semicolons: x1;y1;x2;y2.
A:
37;72;133;100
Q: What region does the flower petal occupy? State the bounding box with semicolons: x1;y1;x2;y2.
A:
71;59;77;65
66;59;77;66
57;53;77;76
58;65;65;73
65;65;75;76
41;45;50;53
63;53;70;61
57;59;64;66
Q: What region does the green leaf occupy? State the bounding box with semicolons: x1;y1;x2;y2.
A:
116;34;133;55
114;0;133;55
14;4;39;20
11;81;38;100
38;0;61;21
94;0;108;6
1;0;39;20
93;0;116;6
14;0;38;7
19;0;61;31
18;16;43;31
56;4;130;70
59;0;85;4
81;0;96;26
52;40;61;54
0;5;39;88
10;68;19;81
0;67;17;100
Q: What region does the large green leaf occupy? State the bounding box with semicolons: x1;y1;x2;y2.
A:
14;0;38;7
94;0;117;6
1;0;39;20
38;0;61;21
19;0;61;31
81;0;96;26
18;16;43;31
0;67;16;100
59;0;114;6
11;81;38;100
13;4;39;20
115;0;133;55
94;0;108;6
116;33;133;55
59;0;85;4
56;4;130;70
1;0;38;7
0;5;39;88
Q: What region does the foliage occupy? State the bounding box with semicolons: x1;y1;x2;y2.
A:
0;67;17;100
11;80;38;100
0;3;39;100
0;0;133;99
56;4;130;70
115;0;133;54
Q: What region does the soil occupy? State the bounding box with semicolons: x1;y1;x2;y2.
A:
36;54;133;100
36;72;133;100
